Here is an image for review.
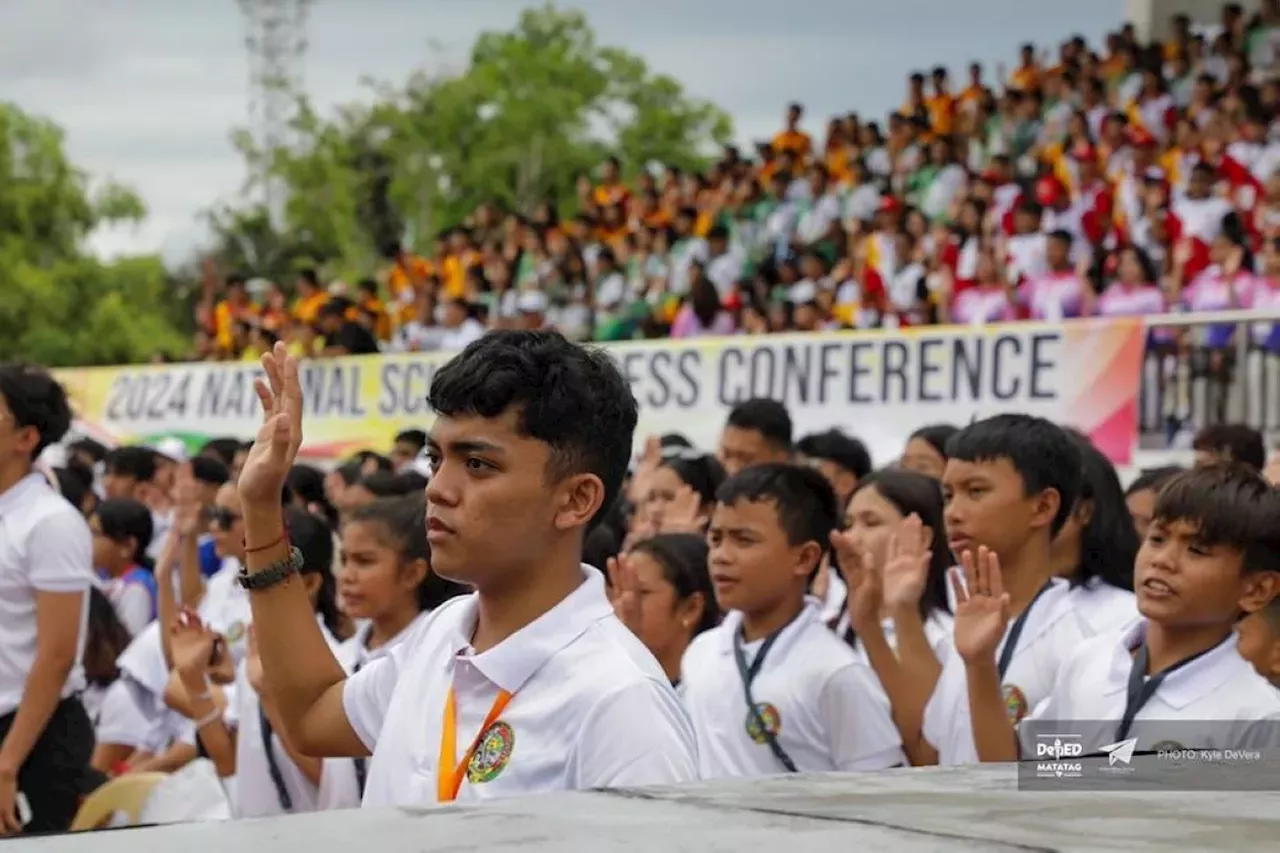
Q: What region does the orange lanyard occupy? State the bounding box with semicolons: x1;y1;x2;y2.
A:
436;685;513;802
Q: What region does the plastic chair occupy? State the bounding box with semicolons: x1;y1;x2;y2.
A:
70;772;168;831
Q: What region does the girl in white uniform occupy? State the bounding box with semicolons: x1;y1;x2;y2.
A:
1053;433;1140;636
317;495;469;810
165;506;346;817
830;469;954;765
604;532;720;690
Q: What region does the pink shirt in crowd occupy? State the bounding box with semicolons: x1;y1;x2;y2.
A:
670;304;736;338
1096;282;1166;318
950;285;1016;325
1019;271;1087;321
1182;267;1255;348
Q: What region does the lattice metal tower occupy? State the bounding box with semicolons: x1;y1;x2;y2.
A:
237;0;314;224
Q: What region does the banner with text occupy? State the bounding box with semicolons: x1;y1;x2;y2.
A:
52;318;1145;466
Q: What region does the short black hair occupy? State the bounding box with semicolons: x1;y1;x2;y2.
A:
191;456;230;487
796;429;873;480
725;398;792;450
53;464;94;513
68;438;108;464
103;446;158;484
199;438;242;468
909;423;960;459
359;470;407;498
395;429;428;452
1152;463;1280;576
1126;465;1184;497
1192;424;1266;472
427;330;638;529
95;498;155;568
946;414;1081;536
0;364;73;458
716;463;838;567
658;451;727;506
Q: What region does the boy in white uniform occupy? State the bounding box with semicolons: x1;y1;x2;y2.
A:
957;464;1280;759
682;464;903;777
923;414;1104;766
236;333;697;808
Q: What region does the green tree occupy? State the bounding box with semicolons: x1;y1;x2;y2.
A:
222;2;733;277
0;102;190;366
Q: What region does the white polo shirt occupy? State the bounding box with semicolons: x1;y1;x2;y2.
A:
1020;619;1280;754
229;617;340;818
681;601;905;779
1067;578;1140;637
923;578;1090;765
317;614;425;812
342;565;698;807
851;610;955;667
199;558;252;666
0;473;94;717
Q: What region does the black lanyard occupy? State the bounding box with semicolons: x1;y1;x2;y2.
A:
352;658;368;795
732;611;804;773
259;706;293;811
996;580;1055;680
1115;635;1231;742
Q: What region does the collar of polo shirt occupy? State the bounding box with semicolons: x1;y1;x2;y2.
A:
0;473;46;515
712;597;823;658
1112;620;1242;709
444;565;615;694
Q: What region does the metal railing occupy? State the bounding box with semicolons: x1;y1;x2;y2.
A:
1138;309;1280;450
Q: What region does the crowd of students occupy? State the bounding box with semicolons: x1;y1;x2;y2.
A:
1;327;1279;835
192;3;1280;366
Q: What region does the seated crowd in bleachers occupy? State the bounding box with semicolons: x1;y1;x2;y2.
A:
198;3;1280;363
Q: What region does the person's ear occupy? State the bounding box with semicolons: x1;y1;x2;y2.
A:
1239;573;1280;617
552;474;605;532
792;541;823;581
1029;487;1062;532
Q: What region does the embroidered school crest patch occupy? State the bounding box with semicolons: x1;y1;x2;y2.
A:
224;622;245;644
744;702;782;744
1002;684;1028;722
466;721;515;784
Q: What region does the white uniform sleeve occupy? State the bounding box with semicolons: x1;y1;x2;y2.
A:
114;584;153;637
27;509;94;591
820;663;906;772
572;679;698;788
95;679;155;748
341;652;400;752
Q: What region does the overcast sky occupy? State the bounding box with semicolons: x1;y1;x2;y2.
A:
0;0;1121;263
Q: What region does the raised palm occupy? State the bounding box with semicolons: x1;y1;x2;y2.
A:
950;547;1011;665
831;529;881;631
605;553;643;636
170;610;215;680
882;514;933;611
239;342;304;506
660;485;703;535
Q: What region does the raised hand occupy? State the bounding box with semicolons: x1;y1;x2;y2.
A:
605;553;644;636
830;529;882;632
170;609;216;682
950;547;1011;665
659;485;703;535
240;341;303;507
173;464;203;538
882;514;933;612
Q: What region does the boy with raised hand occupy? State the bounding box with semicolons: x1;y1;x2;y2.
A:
922;414;1114;765
681;463;903;777
237;333;697;807
958;464;1280;761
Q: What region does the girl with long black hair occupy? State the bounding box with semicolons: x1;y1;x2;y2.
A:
317;494;469;810
164;506;345;817
1051;432;1139;635
90;498;157;636
832;469;953;765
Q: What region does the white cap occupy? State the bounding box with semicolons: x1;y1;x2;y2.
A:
789;280;818;305
517;290;549;314
150;436;189;464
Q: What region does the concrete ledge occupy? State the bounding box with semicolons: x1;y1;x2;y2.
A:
13;763;1280;852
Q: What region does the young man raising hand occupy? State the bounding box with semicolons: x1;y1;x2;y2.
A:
238;332;697;807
